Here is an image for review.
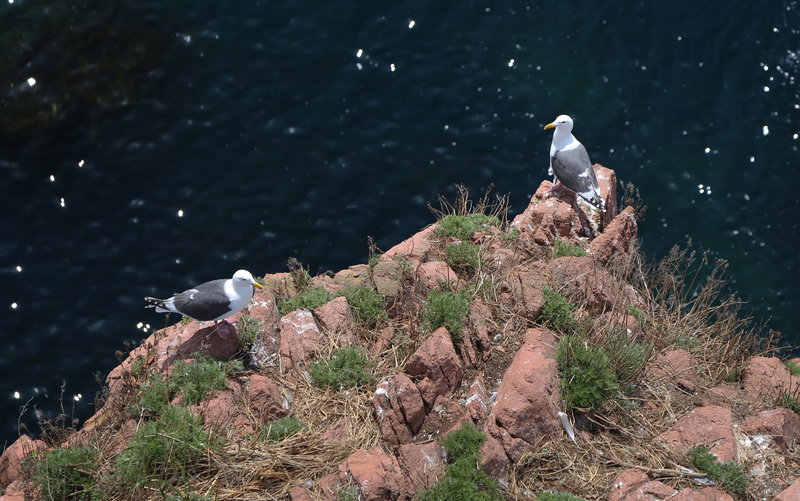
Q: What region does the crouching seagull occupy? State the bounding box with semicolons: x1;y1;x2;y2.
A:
544;114;605;211
145;269;263;335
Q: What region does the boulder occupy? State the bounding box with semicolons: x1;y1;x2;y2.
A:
594;164;619;219
195;379;251;433
589;206;637;266
467;300;494;360
510;180;585;246
742;408;800;452
671;487;734;501
313;297;356;345
775;477;800;501
399;442;445;493
608;468;676;501
743;356;799;410
333;264;373;290
549;256;640;314
248;286;283;369
405;327;464;410
372;259;404;302
657;405;737;461
649;349;700;393
373;374;426;446
507;261;552;320
288;485;314;501
338;448;413;501
0;479;27;501
247;374;288;424
481;328;561;477
416;261;458;291
384;224;438;265
278;309;321;370
0;435;47;487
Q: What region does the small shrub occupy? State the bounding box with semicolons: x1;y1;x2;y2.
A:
787;361;800;376
537;492;587;501
368;253;381;267
424;290;471;343
604;330;652;384
135;373;171;417
626;304;647;325
311;347;374;390
279;286;334;315
32;446;97;501
688;445;748;496
116;406;216;486
436;213;500;241
500;228;520;243
170;357;229;406
337;485;360;501
446;242;480;274
130;356;146;378
393;255;415;275
557;335;618;410
442;422;485;462
263;416;304;442
341;286;384;327
778;393;800;414
236;315;261;348
553;240;586;258
540;288;578;333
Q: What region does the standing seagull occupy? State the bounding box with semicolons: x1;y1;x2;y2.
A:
145;270;263;330
544;115;605;211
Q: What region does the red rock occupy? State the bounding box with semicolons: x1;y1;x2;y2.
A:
742;408;800;451
702;384;741;407
488;247;518;273
278;309;321;370
657;406;737;461
399;442;444;492
481;328;561;477
416;261;458;290
468;300;494;361
594;164;618;219
373;374;426;446
549;256;640;314
384;224;438;264
248;286;282;370
671;487;734;501
338;448;413;501
309;274;341;295
507;261;553;320
263;272;299;297
313;297;356;345
510;183;585;246
333;264;373;290
608;468;676;501
405;327;464;410
649;349;700;393
0;435;47;487
775;477;800;501
370;326;396;358
589;206;637;266
0;479;27;500
108;320;240;394
195;380;251;433
743;356;799;410
372;259;404;301
288;485;314;501
247;374;288;424
316;473;340;500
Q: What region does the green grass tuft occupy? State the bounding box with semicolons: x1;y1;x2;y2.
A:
626;304;647;325
424;289;472;343
135;373;172;417
553;240;586;258
540;288;578;333
778;393;800;414
170;357;229;406
537;492;587;501
787;361;800;376
557;335;618;410
688;445;748;496
442;422;485;462
604;330;652;385
32;446;98;501
115;406;216;486
311;347;374;390
279;286;334;315
500;228;520;243
341;286;385;327
436;213;500;241
445;242;481;275
236;315;261;349
263;416;304;442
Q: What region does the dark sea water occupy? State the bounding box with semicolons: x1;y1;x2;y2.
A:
1;0;798;445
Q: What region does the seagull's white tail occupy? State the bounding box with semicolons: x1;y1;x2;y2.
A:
144;296;174;314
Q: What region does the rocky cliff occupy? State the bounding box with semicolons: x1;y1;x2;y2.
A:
2;165;799;501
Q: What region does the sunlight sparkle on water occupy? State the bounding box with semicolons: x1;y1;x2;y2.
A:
11;303;18;309
15;265;22;272
13;392;19;399
508;59;515;67
73;394;82;402
78;159;84;167
750;156;755;163
763;125;770;136
390;63;396;72
49;174;55;182
356;49;363;58
177;209;184;217
704;147;711;153
408;20;415;29
60;198;66;208
764;86;770;92
26;77;35;87
794;133;799;140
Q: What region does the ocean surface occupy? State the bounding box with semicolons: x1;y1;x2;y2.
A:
1;0;798;445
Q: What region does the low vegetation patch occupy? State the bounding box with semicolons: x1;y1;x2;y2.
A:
170;357;230;406
310;347;374;390
436;213;500;241
537;492;587;501
263;416;304;442
236;315;261;349
418;422;503;501
424;289;471;343
557;335;618;411
778;393;800;414
687;445;748;496
445;241;481;275
604;330;652;385
540;288;579;334
279;286;334;315
341;285;384;327
787;361;800;376
32;446;98;501
552;240;586;258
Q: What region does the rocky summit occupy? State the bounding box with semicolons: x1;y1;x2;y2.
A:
2;165;799;501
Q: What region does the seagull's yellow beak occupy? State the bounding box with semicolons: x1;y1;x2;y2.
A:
544;122;556;130
252;281;264;289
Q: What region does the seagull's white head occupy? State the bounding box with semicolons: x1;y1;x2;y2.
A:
232;269;264;289
544;115;574;132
